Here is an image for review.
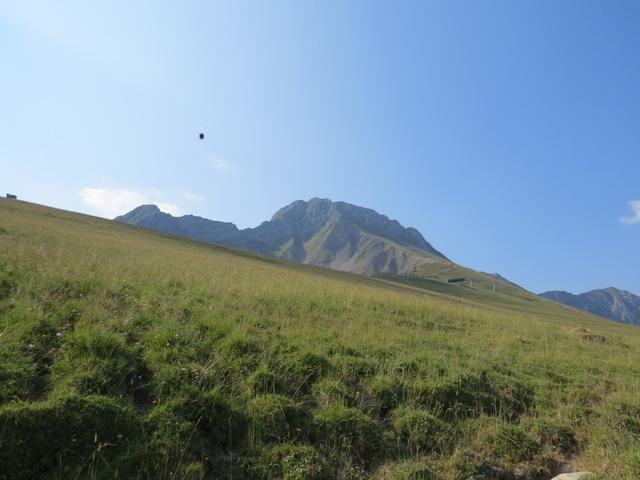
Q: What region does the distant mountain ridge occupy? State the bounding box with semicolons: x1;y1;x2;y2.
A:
116;198;448;276
540;287;640;325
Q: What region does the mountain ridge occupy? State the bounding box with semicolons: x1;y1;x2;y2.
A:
540;287;640;325
116;198;448;276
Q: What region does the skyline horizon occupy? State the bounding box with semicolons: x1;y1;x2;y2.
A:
2;1;639;296
7;193;635;297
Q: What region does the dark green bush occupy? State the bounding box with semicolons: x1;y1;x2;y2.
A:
249;394;309;444
391;406;448;454
0;395;142;479
244;444;330;480
368;375;406;416
525;416;578;453
149;388;246;448
384;460;440;480
248;365;289;395
334;355;377;381
0;272;16;300
51;328;146;398
472;419;541;463
612;401;640;439
312;405;383;462
312;378;358;408
411;370;535;421
286;350;331;393
0;348;40;402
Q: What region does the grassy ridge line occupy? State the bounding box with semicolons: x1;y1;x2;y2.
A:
5;199;612;328
1;198;639;479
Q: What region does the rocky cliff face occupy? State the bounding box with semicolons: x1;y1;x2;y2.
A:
115;198;447;275
540;287;640;325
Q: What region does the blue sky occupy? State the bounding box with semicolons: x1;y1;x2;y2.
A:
1;1;639;294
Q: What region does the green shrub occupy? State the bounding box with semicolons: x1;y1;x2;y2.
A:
244;444;330;480
222;335;261;357
221;334;261;372
334;355;377;381
471;418;541;463
0;395;141;479
248;365;289;395
286;350;331;393
411;370;535;421
51;328;146;398
249;394;309;444
612;401;640;439
149;388;246;448
368;375;406;416
313;405;383;462
383;460;440;480
0;348;40;403
312;378;358;408
0;272;16;300
18;315;65;376
391;406;449;454
525;416;578;453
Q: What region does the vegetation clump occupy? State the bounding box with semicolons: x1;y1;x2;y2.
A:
243;444;330;480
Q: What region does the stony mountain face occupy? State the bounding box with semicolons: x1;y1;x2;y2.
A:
115;198;448;275
540;288;640;325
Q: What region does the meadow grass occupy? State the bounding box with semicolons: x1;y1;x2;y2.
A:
0;199;639;479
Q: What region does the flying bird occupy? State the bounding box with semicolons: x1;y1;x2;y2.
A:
199;133;205;140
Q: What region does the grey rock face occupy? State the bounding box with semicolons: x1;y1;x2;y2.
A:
540;287;640;325
115;198;448;275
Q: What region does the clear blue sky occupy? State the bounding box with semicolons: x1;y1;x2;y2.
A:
1;1;639;294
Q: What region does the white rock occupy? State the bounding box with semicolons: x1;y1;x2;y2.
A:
551;472;593;480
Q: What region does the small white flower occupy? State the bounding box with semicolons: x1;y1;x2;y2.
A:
56;332;63;337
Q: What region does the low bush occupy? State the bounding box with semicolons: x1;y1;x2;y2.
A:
525;416;578;453
248;365;290;395
312;378;358;408
469;417;541;464
51;327;146;399
411;370;535;421
391;406;449;454
244;443;330;480
313;405;383;462
367;375;406;416
0;395;142;479
249;394;309;444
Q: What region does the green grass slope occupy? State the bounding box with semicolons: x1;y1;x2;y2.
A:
1;199;639;480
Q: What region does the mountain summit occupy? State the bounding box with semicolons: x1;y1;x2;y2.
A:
540;287;640;325
116;198;447;275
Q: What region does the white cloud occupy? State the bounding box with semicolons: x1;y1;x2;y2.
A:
80;187;183;218
620;200;640;225
207;154;242;174
182;190;206;203
209;156;230;172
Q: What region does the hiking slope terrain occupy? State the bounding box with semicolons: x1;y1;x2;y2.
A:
2;198;640;479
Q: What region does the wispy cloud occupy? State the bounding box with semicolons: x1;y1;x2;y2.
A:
207;154;241;174
80;187;183;218
620;200;640;225
182;190;206;203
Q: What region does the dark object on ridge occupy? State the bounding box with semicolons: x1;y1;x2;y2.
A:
6;194;17;199
447;277;465;283
199;133;204;140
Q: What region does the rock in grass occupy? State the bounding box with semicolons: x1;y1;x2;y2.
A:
551;473;593;480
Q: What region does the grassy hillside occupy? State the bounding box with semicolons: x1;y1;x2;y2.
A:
1;199;639;480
